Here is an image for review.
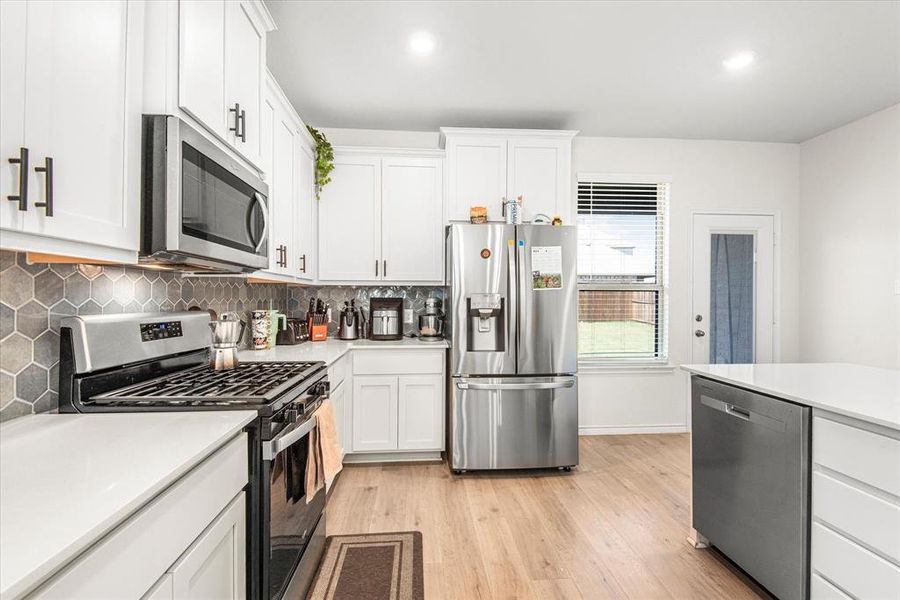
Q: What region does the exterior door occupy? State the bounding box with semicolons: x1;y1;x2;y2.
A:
381;157;444;281
691;213;775;364
21;0;142;251
351;375;398;452
317;155;381;281
516;225;578;375
448;223;518;376
397;375;443;450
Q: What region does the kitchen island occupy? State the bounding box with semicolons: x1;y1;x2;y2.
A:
682;362;899;600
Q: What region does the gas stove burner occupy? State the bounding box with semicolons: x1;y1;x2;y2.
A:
92;361;323;406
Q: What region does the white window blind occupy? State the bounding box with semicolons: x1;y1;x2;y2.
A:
576;181;668;361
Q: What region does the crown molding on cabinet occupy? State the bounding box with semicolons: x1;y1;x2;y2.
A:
332;146;445;158
438;127;579;148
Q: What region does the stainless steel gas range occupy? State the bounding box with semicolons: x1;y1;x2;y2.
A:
57;312;328;600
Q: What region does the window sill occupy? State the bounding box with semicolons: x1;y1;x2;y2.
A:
578;360;676;374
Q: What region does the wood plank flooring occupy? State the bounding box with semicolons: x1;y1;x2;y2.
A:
326;434;767;600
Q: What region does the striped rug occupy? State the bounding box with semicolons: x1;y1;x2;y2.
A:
307;531;424;600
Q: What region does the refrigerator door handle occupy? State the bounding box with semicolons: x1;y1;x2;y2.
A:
456;380;575;391
507;238;517;360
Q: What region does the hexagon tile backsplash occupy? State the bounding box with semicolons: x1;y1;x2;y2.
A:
0;250;445;422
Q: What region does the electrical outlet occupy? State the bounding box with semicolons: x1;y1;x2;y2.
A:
404;308;414;324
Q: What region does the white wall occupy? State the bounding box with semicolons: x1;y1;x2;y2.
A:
317;127;801;433
798;104;900;369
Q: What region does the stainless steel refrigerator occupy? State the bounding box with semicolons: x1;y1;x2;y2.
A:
447;223;578;471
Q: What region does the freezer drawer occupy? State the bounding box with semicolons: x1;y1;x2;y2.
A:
449;376;578;470
691;376;810;600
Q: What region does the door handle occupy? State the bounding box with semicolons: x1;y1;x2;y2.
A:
300;254;307;273
456;380;575;391
247;192;268;252
7;147;28;211
34;156;53;217
383;259;387;278
725;404;751;420
239;108;247;142
695;329;706;337
375;259;379;277
262;416;317;460
229;103;241;139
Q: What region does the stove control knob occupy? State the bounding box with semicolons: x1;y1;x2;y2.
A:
285;407;300;423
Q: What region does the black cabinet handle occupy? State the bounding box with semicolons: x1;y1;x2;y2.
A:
239;109;247;143
375;260;379;277
7;147;28;211
300;254;306;273
383;259;387;278
228;103;241;138
34;156;53;217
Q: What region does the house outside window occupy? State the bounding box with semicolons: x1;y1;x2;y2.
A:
576;178;669;363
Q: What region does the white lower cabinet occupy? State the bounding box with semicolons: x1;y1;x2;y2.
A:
348;349;445;457
31;434;248;600
810;412;900;600
352;375;398;452
397;375;444;450
168;492;246;599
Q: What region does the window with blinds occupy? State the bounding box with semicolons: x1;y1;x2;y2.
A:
576;180;668;361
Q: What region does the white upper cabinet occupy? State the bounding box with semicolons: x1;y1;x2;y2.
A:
0;0;144;261
295;138;317;280
270;112;297;275
507;136;572;223
444;135;507;222
179;0;226;135
176;0;272;170
224;0;265;167
317;154;382;282
381;157;444;281
442;128;577;225
317;149;444;284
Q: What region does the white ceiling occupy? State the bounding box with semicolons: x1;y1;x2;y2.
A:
265;1;900;143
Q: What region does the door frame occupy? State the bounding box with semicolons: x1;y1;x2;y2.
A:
689;209;782;364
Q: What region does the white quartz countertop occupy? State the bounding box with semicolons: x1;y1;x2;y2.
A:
681;363;900;431
239;337;449;366
0;411;255;599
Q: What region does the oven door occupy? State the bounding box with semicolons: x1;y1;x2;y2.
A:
165;117;269;270
262;416;326;600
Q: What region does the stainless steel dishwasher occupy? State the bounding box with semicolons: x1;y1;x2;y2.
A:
691;376;811;600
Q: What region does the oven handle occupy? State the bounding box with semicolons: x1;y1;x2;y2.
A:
263;415;317;461
248;192;269;253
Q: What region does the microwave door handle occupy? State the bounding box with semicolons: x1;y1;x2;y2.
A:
263;415;317;460
248;192;268;253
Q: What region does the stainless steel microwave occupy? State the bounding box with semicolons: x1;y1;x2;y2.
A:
140;115;269;272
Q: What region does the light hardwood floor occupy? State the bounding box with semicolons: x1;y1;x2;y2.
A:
326;434;767;600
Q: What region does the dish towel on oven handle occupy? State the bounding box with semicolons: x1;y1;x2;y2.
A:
305;398;343;502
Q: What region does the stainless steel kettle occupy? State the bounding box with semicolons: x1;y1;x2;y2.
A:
208;313;245;370
338;300;360;340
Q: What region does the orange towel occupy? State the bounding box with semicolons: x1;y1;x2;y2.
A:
314;399;344;492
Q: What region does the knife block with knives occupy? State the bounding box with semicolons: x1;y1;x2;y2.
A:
307;297;329;342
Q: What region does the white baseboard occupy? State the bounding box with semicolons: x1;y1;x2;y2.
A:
579;425;688;435
343;451;443;464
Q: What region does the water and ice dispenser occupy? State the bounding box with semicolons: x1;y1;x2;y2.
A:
466;293;505;352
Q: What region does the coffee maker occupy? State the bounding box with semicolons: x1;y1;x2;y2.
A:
208;313;246;370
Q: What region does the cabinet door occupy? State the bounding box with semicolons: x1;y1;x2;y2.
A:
507;137;572;223
179;0;225;136
397;375;444;450
318;155;381;281
224;0;264;167
269;112;296;275
381;157;444;281
21;0;142;251
295;140;317;280
352;375;398;452
169;492;246;600
142;574;174;600
0;0;26;231
445;135;506;221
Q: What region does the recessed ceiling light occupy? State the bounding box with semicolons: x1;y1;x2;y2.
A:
722;51;755;71
408;31;436;56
